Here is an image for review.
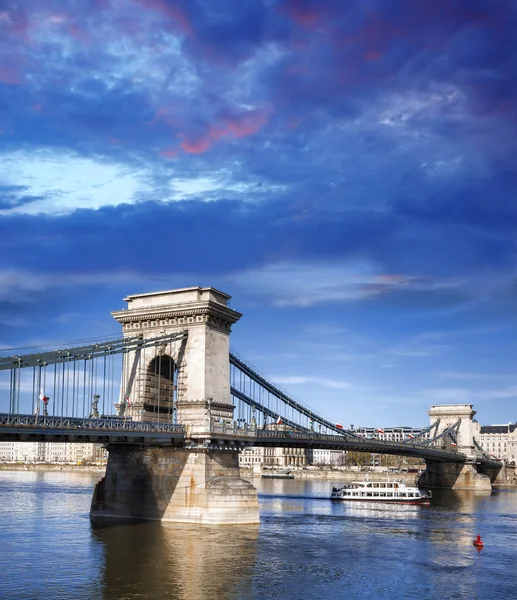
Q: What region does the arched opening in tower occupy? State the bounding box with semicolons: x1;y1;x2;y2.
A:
144;355;176;419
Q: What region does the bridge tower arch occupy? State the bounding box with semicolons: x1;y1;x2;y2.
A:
112;287;242;427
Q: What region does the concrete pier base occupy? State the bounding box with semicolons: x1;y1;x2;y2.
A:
490;463;516;488
90;446;260;525
418;461;492;491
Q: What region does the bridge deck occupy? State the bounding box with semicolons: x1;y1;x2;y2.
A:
0;414;502;465
0;414;185;445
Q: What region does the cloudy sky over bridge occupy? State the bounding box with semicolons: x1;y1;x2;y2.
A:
1;0;516;426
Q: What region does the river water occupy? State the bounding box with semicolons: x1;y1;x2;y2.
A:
0;471;516;600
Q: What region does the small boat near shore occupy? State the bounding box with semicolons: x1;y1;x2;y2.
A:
330;480;431;505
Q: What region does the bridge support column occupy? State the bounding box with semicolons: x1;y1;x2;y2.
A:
418;461;492;491
90;445;259;525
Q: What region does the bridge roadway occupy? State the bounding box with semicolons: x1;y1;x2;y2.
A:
0;413;473;463
0;414;186;446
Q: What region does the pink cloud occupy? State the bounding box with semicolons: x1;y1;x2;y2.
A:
179;109;270;154
180;137;212;154
223;110;269;138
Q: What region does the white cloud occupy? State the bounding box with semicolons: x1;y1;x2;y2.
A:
440;371;516;381
225;260;410;306
0;150;148;215
0;149;284;215
272;375;354;390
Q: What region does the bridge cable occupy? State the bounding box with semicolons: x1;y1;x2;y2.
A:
230;352;359;439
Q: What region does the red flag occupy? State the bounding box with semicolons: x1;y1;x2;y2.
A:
376;428;384;434
451;442;457;447
407;433;415;439
39;391;49;405
335;423;343;429
276;416;283;425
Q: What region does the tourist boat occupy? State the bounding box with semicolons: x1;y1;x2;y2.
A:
330;480;431;504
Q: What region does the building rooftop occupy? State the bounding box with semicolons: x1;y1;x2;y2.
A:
480;423;517;434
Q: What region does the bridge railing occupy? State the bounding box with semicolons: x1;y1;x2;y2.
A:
190;420;259;437
0;413;185;434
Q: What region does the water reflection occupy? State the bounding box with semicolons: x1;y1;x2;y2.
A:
332;501;425;520
91;520;259;600
424;490;493;573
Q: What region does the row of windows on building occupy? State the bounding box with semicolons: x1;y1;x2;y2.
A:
238;447;345;468
474;422;517;462
0;442;107;464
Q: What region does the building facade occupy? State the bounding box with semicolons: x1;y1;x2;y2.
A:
474;422;517;463
306;449;347;465
0;442;108;464
239;445;307;468
354;426;429;442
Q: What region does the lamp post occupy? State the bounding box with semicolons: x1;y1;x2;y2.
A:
91;395;100;419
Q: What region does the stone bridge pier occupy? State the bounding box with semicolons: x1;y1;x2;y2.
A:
418;404;500;491
90;287;259;525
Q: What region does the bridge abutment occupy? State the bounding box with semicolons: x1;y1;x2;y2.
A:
419;461;492;491
91;445;259;524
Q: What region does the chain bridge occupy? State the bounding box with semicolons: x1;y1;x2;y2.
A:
0;287;504;524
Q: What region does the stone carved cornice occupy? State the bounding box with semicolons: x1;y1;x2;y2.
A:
112;301;242;334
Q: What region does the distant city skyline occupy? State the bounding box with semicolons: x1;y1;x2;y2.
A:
1;1;516;427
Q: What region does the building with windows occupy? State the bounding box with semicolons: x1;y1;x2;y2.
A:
306;449;347;465
474;422;517;463
239;445;307;468
0;442;107;464
354;426;429;442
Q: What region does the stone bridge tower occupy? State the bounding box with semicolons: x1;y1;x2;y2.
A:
420;404;494;491
91;287;260;525
427;404;482;460
111;287;242;428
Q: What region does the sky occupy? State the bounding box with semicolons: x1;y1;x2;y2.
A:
0;0;516;428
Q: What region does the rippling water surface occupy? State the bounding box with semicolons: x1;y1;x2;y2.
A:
1;471;516;600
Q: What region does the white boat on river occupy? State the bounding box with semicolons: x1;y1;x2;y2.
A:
330;480;431;505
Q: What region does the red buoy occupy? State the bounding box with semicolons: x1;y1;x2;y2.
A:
473;535;484;549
